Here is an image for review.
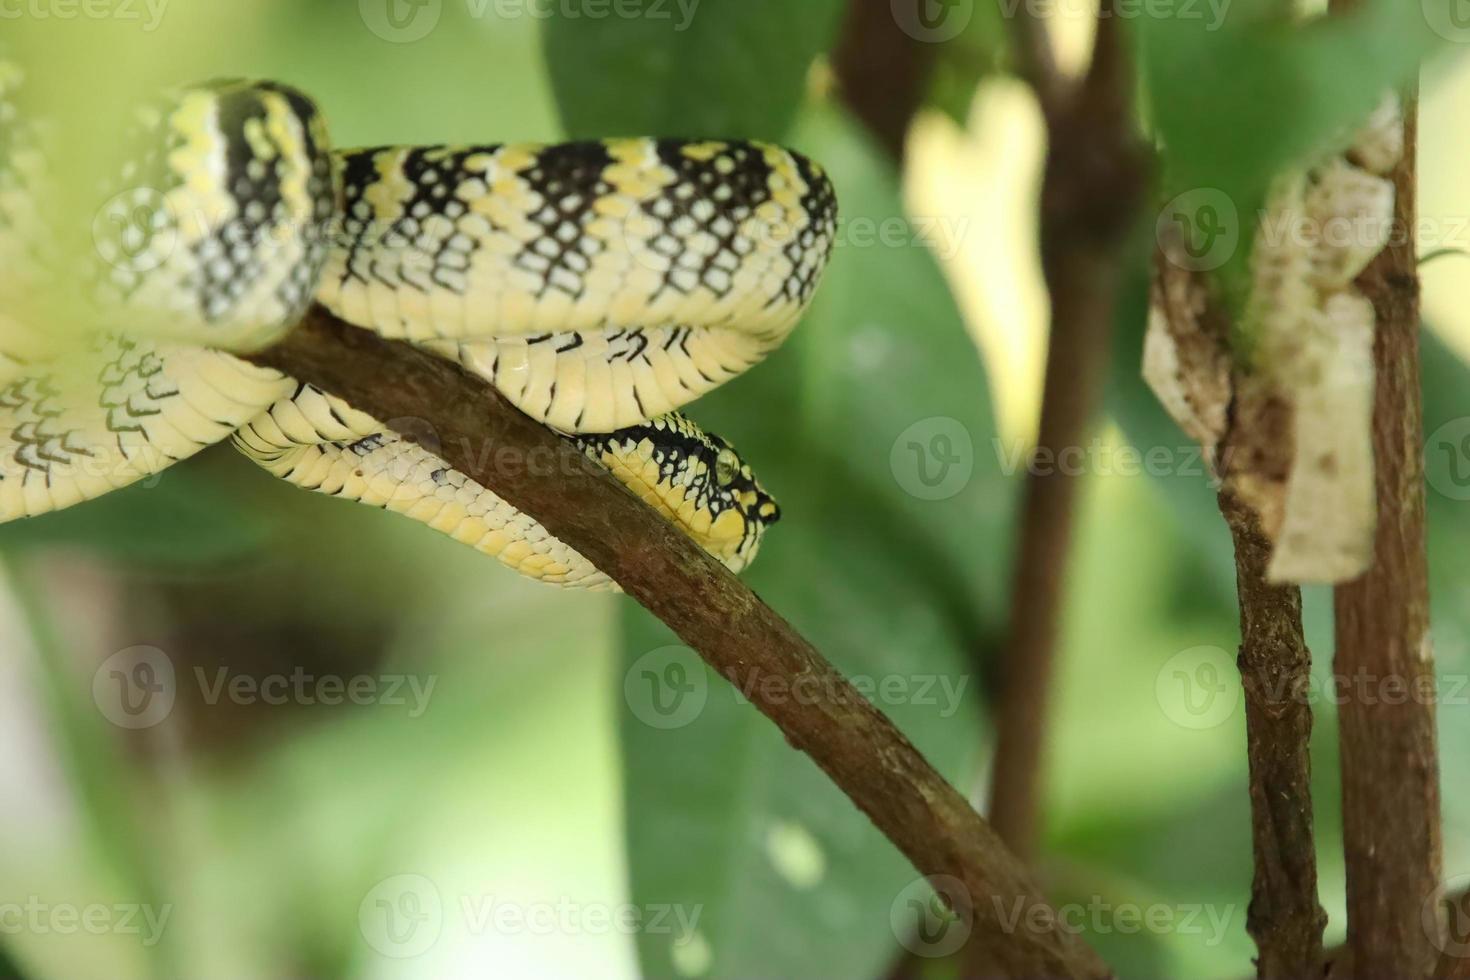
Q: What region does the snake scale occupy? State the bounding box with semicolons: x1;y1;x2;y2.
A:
0;68;835;590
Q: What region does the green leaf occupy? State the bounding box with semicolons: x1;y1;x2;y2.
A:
0;450;272;566
924;2;1007;127
618;105;1010;979
1141;0;1442;209
541;0;847;139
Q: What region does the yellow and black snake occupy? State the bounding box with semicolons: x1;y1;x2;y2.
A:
0;67;836;590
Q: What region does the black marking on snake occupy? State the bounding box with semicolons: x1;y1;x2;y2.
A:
105;414;145;435
646;141;778;304
788;151;838;305
126;394;163;418
13;451;49;475
513;142;612;301
556;335;584;354
194;86;276;323
624;329;649;363
61;433;96;458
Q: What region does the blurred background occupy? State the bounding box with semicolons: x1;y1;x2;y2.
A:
0;0;1467;977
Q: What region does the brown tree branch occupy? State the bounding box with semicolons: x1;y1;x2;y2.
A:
1436;886;1470;979
1268;884;1470;979
985;0;1148;861
1152;197;1326;977
245;306;1113;980
1329;90;1443;977
1217;487;1326;977
832;0;939;162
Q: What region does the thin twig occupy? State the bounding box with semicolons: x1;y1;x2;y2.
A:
1153;238;1328;976
245;306;1114;980
832;0;939;162
1319;884;1470;979
985;0;1148;860
1004;2;1063;122
1329;89;1443;977
1217;487;1326;977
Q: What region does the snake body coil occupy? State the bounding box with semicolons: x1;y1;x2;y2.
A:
0;70;835;588
323;140;835;432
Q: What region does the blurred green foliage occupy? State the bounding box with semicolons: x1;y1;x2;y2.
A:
1;2;1467;979
544;0;846;139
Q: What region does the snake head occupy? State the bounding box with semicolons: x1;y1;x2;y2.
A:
574;413;780;576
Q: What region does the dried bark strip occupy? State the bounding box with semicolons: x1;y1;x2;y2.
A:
247;306;1113;980
1330;92;1444;977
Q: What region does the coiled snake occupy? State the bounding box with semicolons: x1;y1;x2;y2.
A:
0;67;836;590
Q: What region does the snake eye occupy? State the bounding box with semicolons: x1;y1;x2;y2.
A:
715;448;740;487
